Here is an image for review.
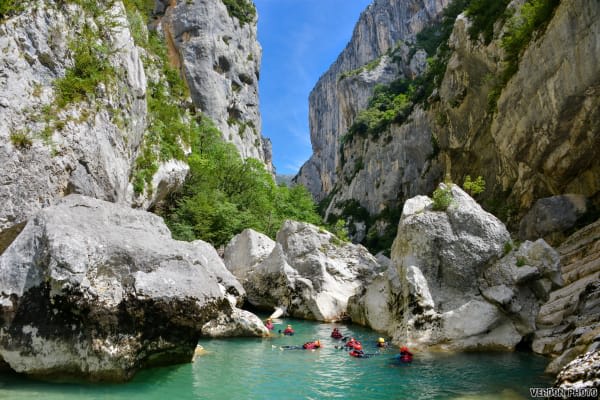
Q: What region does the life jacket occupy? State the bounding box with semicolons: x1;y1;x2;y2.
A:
303;342;317;349
331;331;342;339
265;322;274;330
399;351;413;363
349;350;365;358
283;328;294;335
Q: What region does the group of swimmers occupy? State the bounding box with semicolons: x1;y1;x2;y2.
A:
267;320;413;363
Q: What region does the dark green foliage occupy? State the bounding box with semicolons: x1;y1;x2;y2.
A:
465;0;511;44
364;206;401;257
54;25;116;108
131;31;191;194
163;119;321;246
0;0;24;19
222;0;256;25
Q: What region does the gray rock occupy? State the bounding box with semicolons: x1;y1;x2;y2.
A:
223;228;276;280
482;285;514;306
225;222;383;321
349;186;560;351
0;195;253;382
0;1;147;238
160;0;272;170
519;195;588;244
202;307;269;338
130;160;190;210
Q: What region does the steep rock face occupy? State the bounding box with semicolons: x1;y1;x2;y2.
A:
532;219;600;374
159;0;272;170
348;185;561;351
327;107;440;217
0;195;256;381
298;0;599;247
440;0;600;220
223;221;384;321
295;0;450;200
0;1;146;240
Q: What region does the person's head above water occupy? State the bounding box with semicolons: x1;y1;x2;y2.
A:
400;346;409;352
355;344;362;351
378;338;385;343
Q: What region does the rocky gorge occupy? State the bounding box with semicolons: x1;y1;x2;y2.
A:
0;0;598;392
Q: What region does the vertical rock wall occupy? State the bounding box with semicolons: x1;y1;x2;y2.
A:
159;0;272;170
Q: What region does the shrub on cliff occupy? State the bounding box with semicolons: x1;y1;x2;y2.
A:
162;118;321;247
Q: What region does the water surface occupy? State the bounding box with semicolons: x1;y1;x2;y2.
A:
0;319;552;399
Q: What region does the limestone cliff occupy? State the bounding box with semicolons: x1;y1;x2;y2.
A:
158;0;272;169
294;0;450;201
0;0;272;252
0;1;146;250
298;0;600;248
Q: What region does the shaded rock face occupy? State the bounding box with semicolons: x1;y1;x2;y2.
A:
519;194;588;245
554;350;600;390
0;195;248;382
533;219;600;375
0;1;146;237
223;221;384;321
348;185;561;351
295;0;449;200
160;0;272;170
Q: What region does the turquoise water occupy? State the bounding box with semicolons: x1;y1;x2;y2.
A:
0;319;552;399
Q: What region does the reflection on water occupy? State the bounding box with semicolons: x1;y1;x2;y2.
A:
0;319;552;400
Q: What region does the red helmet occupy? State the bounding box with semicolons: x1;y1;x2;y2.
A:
400;346;409;352
355;344;362;351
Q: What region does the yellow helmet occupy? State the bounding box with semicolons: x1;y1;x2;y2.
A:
287;325;292;328
378;338;385;343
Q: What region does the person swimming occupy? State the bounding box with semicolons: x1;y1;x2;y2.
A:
396;346;413;363
280;340;321;351
265;318;274;330
331;327;342;339
349;344;369;358
303;340;321;350
282;324;294;336
376;337;388;348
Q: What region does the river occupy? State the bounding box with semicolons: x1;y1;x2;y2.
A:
0;318;552;399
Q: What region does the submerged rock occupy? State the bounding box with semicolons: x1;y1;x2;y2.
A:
224;221;384;321
348;184;561;351
0;195;251;382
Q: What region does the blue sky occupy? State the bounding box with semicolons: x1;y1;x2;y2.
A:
254;0;372;175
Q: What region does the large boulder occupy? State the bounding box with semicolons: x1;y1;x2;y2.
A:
223;228;275;280
223;221;384;321
348;184;561;351
0;195;253;382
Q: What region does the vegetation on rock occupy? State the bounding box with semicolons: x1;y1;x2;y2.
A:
222;0;256;25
